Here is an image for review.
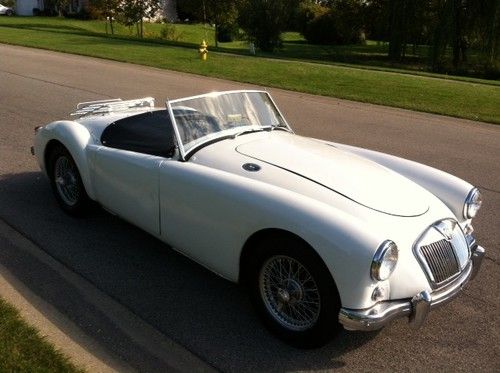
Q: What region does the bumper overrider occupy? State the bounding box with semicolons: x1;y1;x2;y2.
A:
339;244;485;331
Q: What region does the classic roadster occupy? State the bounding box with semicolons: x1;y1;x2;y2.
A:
33;90;485;347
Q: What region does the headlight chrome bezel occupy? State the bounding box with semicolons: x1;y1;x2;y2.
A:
463;188;482;219
371;240;399;281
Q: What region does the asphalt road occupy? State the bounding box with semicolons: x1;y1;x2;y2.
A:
0;44;499;372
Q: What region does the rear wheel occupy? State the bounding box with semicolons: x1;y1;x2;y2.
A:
48;145;90;215
249;235;342;348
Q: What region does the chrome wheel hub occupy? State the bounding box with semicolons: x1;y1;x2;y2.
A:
277;288;290;303
259;255;321;331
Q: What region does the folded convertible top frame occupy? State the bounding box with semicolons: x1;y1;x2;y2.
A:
71;97;155;118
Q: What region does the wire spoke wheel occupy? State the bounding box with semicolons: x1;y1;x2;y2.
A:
259;255;321;331
54;155;80;206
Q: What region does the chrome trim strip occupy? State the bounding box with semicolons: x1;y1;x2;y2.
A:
339;257;478;331
371;240;398;281
167;89;268;105
463;187;480;219
265;92;294;133
166;99;186;161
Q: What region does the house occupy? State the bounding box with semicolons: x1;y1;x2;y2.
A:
163;0;178;22
67;0;89;14
14;0;89;16
15;0;44;16
15;0;176;20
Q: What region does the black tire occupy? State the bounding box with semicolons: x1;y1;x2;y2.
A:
48;144;91;216
6;9;13;16
248;235;342;348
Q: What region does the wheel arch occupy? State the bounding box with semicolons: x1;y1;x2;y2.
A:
39;121;96;200
44;139;65;176
239;228;335;289
241;227;343;347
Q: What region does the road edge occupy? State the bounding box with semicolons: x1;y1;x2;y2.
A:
0;218;215;373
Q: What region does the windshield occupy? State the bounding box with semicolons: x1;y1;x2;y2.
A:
168;91;289;157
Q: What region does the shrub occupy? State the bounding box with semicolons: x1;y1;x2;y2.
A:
159;23;182;41
301;0;364;45
217;23;239;43
238;0;296;52
294;1;329;35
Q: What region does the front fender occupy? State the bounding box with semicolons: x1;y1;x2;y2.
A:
35;120;96;199
159;161;386;309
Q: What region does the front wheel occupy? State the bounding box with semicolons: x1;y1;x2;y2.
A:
48;145;90;216
249;236;342;348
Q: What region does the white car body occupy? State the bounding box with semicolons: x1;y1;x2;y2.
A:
0;4;13;15
33;90;485;345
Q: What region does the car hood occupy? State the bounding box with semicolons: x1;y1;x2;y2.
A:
235;134;429;217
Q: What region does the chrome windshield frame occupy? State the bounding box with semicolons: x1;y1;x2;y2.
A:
166;90;293;161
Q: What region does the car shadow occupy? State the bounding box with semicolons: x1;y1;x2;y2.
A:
0;171;380;372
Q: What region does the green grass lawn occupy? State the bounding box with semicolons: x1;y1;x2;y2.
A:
0;17;499;124
0;297;82;372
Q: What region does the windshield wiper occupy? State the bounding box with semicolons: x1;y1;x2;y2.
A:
269;125;291;132
232;127;269;139
232;125;290;139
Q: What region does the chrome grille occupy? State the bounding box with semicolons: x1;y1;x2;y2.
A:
419;239;460;284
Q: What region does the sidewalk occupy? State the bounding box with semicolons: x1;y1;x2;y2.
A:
0;219;214;373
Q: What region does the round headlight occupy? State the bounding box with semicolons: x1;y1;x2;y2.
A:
464;188;483;219
371;240;398;281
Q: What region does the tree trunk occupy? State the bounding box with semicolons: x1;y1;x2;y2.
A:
388;0;406;61
452;0;462;69
431;0;453;72
215;24;219;48
486;0;499;65
451;0;468;70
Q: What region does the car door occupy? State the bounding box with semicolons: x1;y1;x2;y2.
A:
91;110;177;236
93;147;162;236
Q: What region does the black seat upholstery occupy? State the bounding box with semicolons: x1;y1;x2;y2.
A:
101;110;176;157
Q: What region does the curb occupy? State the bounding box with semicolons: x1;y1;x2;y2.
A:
0;218;215;372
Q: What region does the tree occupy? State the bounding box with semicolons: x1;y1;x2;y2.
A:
387;0;408;61
464;0;499;72
2;0;15;7
177;0;239;47
43;0;70;16
238;0;300;52
89;0;121;34
364;1;432;59
300;0;365;45
430;0;474;71
362;0;390;41
207;0;239;46
119;0;162;38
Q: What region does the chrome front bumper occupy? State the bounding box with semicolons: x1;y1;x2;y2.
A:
339;245;485;331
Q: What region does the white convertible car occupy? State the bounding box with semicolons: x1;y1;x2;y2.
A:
33;90;485;347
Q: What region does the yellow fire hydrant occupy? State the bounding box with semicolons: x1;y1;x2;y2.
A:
199;40;208;61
